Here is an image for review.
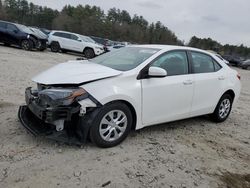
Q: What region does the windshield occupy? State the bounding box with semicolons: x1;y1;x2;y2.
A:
29;27;47;37
80;35;96;43
90;47;160;71
16;24;32;33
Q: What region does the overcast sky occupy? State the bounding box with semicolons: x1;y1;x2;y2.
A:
27;0;250;46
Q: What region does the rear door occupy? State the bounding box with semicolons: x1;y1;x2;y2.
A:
0;21;7;43
141;50;194;126
189;51;225;116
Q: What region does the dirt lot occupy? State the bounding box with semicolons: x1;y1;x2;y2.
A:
0;45;249;188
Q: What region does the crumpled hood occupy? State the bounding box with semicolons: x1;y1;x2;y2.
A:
32;60;122;85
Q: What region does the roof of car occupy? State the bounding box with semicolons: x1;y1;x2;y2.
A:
131;44;213;54
0;20;18;26
51;30;80;36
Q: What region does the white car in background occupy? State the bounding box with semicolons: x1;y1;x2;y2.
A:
19;45;241;148
48;30;104;58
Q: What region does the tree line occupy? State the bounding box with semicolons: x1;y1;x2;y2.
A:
0;0;250;57
189;36;250;58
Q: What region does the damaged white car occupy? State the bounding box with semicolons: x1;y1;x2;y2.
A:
18;45;241;148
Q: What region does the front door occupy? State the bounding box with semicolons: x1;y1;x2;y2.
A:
141;51;194;126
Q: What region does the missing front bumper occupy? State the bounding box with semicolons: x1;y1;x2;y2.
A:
18;105;87;145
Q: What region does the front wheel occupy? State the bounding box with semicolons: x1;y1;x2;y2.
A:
211;94;233;122
83;48;95;59
21;40;33;50
90;102;132;148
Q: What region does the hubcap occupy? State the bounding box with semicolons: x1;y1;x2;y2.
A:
37;41;42;48
22;40;29;50
99;110;127;142
219;99;231;119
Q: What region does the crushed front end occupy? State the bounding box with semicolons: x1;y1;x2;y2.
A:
18;85;99;145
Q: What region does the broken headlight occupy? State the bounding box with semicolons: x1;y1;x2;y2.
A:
38;88;87;107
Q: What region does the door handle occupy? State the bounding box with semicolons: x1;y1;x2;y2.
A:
218;76;225;80
183;80;193;85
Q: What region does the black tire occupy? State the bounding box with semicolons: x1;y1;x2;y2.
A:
50;42;60;52
89;102;132;148
83;48;95;59
21;39;33;51
4;43;10;47
211;94;233;122
61;49;67;53
39;47;46;51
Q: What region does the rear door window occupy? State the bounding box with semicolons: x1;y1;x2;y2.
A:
0;22;7;29
7;24;18;32
191;52;221;73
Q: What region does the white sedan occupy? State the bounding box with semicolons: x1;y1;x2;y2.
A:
18;45;241;148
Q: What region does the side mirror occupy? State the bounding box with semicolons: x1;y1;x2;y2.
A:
77;39;82;42
148;67;167;78
14;30;18;33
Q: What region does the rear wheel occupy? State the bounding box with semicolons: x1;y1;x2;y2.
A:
21;40;33;50
50;42;60;52
83;48;95;59
90;102;132;148
211;94;233;122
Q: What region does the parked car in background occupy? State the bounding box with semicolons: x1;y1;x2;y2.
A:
240;59;250;70
81;35;99;44
39;28;51;36
90;36;113;52
206;50;229;65
18;45;241;148
108;44;125;52
0;20;48;51
215;54;230;65
29;27;48;51
223;55;242;66
48;31;104;58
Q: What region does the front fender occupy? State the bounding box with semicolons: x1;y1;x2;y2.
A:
81;75;143;129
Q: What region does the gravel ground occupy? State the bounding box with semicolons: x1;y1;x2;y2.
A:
0;45;249;188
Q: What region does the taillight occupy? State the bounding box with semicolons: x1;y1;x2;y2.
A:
237;73;241;80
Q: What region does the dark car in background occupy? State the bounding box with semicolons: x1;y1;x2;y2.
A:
223;55;242;67
0;20;47;51
240;59;250;70
90;36;113;52
39;28;51;36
